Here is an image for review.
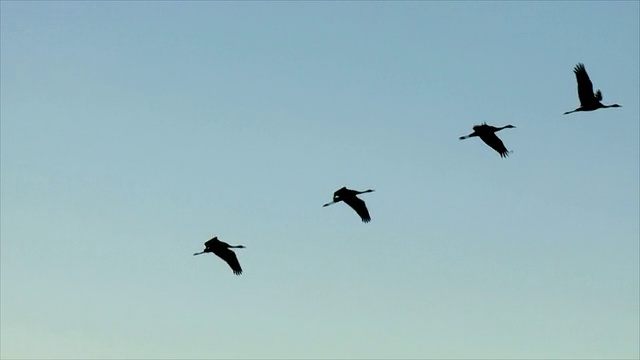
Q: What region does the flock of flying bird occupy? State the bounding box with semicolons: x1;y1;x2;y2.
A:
194;62;622;275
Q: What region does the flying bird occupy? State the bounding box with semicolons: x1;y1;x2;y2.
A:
323;187;375;223
459;123;516;158
564;63;621;115
194;236;245;275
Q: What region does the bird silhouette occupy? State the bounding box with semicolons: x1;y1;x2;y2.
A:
564;63;621;115
194;236;245;275
459;123;516;158
323;187;375;223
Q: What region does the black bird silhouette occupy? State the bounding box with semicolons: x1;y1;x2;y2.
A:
323;187;375;223
564;63;621;115
194;237;245;275
459;123;516;158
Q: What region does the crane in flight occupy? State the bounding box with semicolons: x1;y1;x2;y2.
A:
194;236;245;275
564;63;621;115
459;123;516;158
323;187;375;223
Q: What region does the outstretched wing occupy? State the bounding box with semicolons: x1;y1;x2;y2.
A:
479;133;510;158
213;248;243;275
573;63;596;107
343;196;371;223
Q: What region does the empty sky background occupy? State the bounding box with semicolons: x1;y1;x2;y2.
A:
1;2;639;359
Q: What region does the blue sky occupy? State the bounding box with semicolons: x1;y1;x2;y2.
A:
1;1;638;359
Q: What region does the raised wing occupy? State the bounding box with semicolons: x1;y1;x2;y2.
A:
204;237;219;248
595;89;602;101
342;196;371;223
213;248;243;275
333;187;353;201
479;133;510;158
573;63;596;107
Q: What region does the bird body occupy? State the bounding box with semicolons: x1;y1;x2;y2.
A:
564;63;621;115
323;187;375;223
459;123;515;158
194;237;245;275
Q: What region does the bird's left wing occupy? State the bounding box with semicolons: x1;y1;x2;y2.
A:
480;133;510;158
215;248;243;275
574;64;596;106
343;196;372;223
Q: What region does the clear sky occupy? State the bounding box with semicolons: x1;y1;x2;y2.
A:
1;1;638;359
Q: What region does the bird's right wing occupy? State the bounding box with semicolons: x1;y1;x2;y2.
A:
595;89;603;101
480;133;510;158
343;196;371;223
204;238;218;248
574;63;596;107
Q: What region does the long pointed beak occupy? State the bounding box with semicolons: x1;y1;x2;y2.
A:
323;202;335;207
193;251;205;256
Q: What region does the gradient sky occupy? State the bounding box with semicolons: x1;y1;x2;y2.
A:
1;2;639;359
